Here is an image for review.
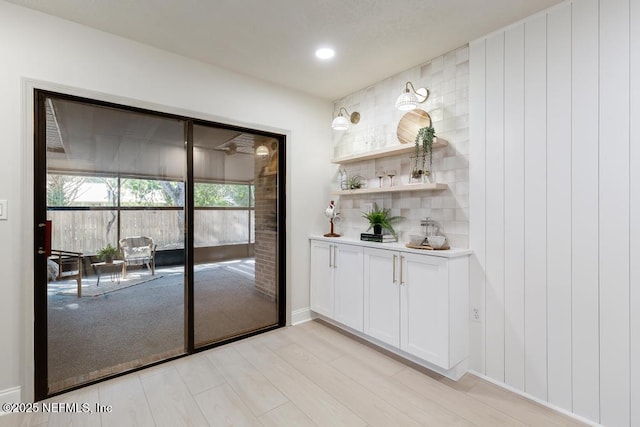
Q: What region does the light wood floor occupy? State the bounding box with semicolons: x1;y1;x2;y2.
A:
3;320;586;427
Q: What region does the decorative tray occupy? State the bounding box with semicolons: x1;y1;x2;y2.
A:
405;243;451;251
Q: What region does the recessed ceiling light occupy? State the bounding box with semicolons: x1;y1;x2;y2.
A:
315;47;335;60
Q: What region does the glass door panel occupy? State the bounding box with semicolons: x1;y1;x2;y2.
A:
43;96;186;394
193;124;279;347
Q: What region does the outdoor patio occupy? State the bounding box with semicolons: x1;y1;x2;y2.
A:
46;258;278;393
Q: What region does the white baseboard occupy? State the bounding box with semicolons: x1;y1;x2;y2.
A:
290;308;313;325
467;370;602;427
0;386;21;416
313;313;466;381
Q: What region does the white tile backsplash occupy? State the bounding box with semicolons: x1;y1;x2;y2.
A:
332;45;469;248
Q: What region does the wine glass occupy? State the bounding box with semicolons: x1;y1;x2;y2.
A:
387;169;397;187
376;169;386;187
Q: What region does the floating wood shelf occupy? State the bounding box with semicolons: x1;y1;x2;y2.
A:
331;137;448;164
332;182;448;195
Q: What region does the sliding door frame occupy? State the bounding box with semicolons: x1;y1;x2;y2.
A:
33;89;286;400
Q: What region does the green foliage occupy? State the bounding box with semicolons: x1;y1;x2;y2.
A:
49;174;253;210
194;183;252;207
414;126;436;172
361;203;403;237
347;175;364;190
121;179;165;206
97;243;120;261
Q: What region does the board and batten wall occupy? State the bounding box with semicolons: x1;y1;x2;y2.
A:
469;0;639;425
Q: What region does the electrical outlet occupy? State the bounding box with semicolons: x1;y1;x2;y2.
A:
471;306;481;322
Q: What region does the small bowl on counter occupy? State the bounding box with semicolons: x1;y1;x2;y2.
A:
427;235;446;249
408;235;427;246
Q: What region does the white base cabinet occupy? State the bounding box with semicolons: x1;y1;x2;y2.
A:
363;248;401;347
400;251;469;369
310;237;470;376
309;240;334;318
309;240;364;331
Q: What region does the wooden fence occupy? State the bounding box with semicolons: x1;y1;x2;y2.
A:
48;209;252;254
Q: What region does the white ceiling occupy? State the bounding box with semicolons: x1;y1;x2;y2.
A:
9;0;563;100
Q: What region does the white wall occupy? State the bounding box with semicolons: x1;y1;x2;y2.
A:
332;47;470;248
470;0;639;425
0;1;331;401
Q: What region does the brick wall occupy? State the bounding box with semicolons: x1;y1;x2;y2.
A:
253;149;278;299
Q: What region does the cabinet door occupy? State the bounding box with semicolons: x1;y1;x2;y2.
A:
364;247;400;347
400;252;449;366
334;244;364;331
310;240;334;318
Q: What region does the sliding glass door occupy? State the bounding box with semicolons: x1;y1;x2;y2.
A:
193;124;280;347
37;94;187;396
34;91;285;399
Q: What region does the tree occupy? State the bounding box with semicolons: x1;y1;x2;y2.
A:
194;183;252;207
47;174;86;206
121;179;165;206
159;181;185;239
102;178;118;243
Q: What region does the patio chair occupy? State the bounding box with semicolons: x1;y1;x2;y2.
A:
119;236;156;279
49;249;83;297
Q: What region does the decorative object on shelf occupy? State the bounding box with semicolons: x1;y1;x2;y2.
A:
376;169;385;188
397;109;432;144
324;200;341;237
331;138;447;165
427;235;447;249
421;217;441;237
97;243;120;264
395;81;429;111
347;174;364;189
338;168;348;190
360;233;397;243
412;125;436;182
386;169;397;186
331;107;361;130
362;203;402;237
409;234;427;245
405;242;450;251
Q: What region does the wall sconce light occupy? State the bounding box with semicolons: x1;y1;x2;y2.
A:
331;107;360;130
395;81;429;111
255;144;270;157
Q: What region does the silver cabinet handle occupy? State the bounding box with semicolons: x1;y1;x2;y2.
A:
400;255;405;285
329;245;333;268
333;245;337;269
393;254;397;284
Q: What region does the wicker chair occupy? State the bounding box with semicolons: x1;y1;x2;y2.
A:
119;236;156;279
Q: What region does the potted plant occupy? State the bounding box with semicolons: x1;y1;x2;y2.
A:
347;174;364;190
97;243;120;264
362;203;402;236
412;125;436;181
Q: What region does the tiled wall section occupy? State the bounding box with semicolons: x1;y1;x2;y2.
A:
332;45;470;248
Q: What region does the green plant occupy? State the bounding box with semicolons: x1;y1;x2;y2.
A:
97;243;120;262
362;203;403;236
347;175;364;189
414;125;436;175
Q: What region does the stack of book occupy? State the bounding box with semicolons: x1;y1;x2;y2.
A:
360;233;397;243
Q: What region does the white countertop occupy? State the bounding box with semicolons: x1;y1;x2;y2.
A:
309;235;472;258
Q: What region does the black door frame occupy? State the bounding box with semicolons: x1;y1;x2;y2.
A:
33;89;286;400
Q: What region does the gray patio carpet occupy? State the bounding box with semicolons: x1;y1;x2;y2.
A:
46;258;278;390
